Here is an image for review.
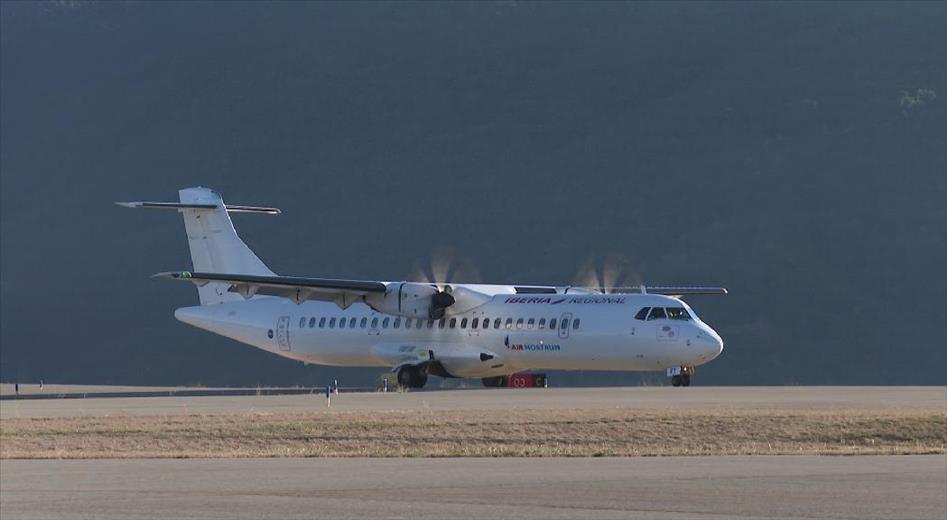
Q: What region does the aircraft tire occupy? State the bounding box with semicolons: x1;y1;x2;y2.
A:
397;366;428;389
482;376;509;388
671;375;682;387
681;374;691;387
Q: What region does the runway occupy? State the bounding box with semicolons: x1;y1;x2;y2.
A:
2;388;945;517
3;386;945;418
2;455;945;520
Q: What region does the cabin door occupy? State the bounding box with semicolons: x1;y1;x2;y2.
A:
558;312;572;339
276;315;291;351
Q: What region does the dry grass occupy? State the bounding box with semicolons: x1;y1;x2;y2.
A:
2;408;944;459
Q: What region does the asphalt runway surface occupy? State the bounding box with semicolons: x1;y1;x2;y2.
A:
3;386;945;418
3;455;945;520
3;387;945;519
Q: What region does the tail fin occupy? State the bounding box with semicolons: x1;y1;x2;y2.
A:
120;187;277;305
178;188;274;304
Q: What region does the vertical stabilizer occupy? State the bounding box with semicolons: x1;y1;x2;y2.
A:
178;187;274;304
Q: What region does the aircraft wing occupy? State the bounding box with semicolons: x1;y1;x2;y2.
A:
153;271;386;307
554;286;728;296
627;286;728;296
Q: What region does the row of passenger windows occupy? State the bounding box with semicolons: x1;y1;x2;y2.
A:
298;315;581;331
634;306;692;321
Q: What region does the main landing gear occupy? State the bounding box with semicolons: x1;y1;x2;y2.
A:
669;366;694;387
482;376;509;388
397;365;428;389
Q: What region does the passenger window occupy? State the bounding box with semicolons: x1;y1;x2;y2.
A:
338;318;345;329
505;318;513;329
471;318;479;329
461;318;468;329
483;318;490;329
439;319;446;329
417;319;423;329
449;318;457;328
299;317;306;329
371;317;378;328
309;317;316;328
560;318;569;330
573;318;580;330
382;318;390;328
319;317;326;328
360;317;367;328
405;318;413;328
549;318;557;330
394;317;401;328
538;318;546;329
635;307;650;320
494;318;501;329
647;307;667;320
516;318;524;329
350;317;356;328
666;307;691;320
527;318;535;329
427;320;434;328
329;318;336;328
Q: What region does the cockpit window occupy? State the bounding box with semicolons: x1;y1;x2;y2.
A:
634;307;650;320
666;307;691;320
647;307;667;320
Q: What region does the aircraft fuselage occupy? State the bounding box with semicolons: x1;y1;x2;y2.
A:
175;290;724;379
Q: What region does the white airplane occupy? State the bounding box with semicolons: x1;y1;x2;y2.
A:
121;187;726;388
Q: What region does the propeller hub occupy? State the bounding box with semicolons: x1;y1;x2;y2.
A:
431;291;455;309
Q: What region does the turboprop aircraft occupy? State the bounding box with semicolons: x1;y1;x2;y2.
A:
120;187;726;388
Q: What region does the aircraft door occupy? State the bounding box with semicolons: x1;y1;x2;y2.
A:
276;315;291;351
558;312;572;339
368;316;381;336
468;316;481;336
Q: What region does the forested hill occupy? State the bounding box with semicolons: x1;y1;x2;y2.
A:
2;1;945;386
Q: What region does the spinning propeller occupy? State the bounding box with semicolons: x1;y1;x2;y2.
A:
411;248;484;319
572;254;643;294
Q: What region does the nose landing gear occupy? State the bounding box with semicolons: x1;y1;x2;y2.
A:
668;366;694;387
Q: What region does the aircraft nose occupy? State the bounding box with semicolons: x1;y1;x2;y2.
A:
696;326;724;359
710;331;724;356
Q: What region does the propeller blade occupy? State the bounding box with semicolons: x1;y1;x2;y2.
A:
573;257;603;293
429;247;455;290
601;253;625;294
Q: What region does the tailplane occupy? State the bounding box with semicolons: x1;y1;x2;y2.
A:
119;187;277;305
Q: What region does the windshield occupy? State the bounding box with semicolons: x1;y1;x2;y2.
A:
666;307;692;320
636;306;694;321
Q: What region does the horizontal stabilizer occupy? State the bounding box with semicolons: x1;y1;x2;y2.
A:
117;201;281;214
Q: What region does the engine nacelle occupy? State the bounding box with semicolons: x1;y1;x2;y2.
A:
364;282;441;319
444;285;493;314
364;282;492;319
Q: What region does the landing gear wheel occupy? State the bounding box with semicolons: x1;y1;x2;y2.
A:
397;366;428;389
482;376;509;388
671;375;682;387
681;374;691;387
